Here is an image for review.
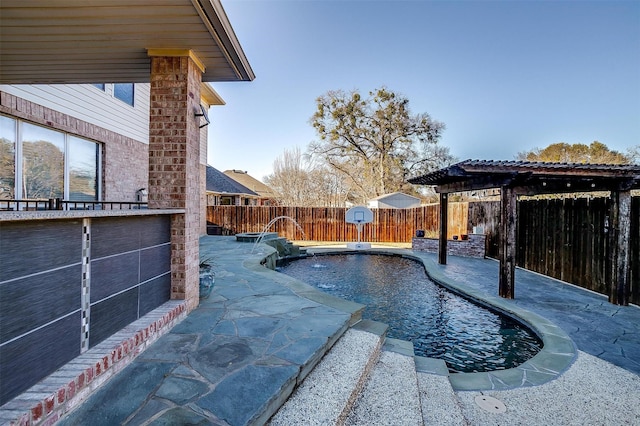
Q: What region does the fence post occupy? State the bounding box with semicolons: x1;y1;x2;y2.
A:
609;189;631;305
438;193;448;264
499;187;517;299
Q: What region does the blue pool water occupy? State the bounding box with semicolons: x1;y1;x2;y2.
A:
278;253;542;373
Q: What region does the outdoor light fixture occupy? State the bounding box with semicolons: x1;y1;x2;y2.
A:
195;104;210;128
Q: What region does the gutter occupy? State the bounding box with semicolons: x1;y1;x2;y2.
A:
191;0;256;81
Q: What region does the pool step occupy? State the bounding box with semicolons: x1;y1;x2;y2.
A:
346;341;466;425
269;322;466;426
268;319;387;426
415;357;467;425
345;339;423;425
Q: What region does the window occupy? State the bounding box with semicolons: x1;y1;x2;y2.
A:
114;83;134;106
0;116;100;201
0;115;16;199
220;196;233;205
68;136;99;201
91;83;134;106
22;123;65;199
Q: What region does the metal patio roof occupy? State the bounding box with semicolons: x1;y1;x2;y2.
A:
408;160;640;194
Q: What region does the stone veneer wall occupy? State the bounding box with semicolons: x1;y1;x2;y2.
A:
412;233;487;258
0;91;148;202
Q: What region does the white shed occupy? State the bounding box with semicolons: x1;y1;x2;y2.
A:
367;192;421;209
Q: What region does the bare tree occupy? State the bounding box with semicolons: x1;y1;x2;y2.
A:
266;147;355;207
265;147;308;205
309;87;452;204
626;145;640;165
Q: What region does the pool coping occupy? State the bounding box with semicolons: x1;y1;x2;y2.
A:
282;247;578;392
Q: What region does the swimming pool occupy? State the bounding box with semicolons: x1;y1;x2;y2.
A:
278;253;542;373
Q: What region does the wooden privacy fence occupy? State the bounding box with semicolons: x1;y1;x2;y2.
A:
516;197;639;305
207;204;469;243
209;197;639;304
472;197;639;306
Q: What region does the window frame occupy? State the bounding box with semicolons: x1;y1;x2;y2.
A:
90;83;135;107
1;115;102;201
113;83;135;106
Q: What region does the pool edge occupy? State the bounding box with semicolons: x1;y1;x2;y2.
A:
305;247;578;391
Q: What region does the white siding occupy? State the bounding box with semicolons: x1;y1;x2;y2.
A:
1;84;149;143
369;193;421;209
200;124;208;165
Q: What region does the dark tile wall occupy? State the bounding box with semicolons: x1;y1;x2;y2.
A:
91;252;139;303
0;265;81;343
89;215;171;348
89;289;139;345
91;217;142;258
140;244;171;282
0;214;172;405
0;313;80;405
139;274;172;317
0;220;81;281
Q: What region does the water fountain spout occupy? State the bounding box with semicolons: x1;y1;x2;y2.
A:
250;215;306;254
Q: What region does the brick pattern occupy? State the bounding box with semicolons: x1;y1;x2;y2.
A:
103;138;148;202
0;302;187;426
412;233;487;258
0;91;148;202
148;56;202;309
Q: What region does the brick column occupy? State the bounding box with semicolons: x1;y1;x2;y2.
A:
148;52;203;310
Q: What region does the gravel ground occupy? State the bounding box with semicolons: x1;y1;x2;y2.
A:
455;351;640;425
269;328;382;426
346;351;423;425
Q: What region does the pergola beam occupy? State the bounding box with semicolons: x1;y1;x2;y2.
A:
609;190;632;305
409;160;640;306
438;193;448;264
499;186;517;298
435;175;516;194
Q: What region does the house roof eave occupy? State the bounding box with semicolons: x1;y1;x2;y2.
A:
0;0;255;84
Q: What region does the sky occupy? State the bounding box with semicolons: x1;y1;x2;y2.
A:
207;0;640;182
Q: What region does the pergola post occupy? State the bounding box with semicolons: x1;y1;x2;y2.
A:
499;186;517;298
609;189;632;305
148;52;204;311
438;192;448;264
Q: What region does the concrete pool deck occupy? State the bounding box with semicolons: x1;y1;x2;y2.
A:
53;236;639;425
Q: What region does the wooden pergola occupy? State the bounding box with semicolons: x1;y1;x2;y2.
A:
409;160;640;306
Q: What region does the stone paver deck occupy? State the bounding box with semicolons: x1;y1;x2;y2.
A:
58;237;362;426
56;237;640;425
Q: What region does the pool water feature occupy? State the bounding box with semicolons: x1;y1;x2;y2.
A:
278;253;542;373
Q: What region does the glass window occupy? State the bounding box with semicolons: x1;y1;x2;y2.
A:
114;83;134;106
68;136;98;201
92;84;106;91
22;123;65;199
0;116;101;203
0;115;16;199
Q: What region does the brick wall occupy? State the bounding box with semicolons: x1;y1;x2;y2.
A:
103;139;148;201
148;55;202;310
0;90;148;202
412;233;486;258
